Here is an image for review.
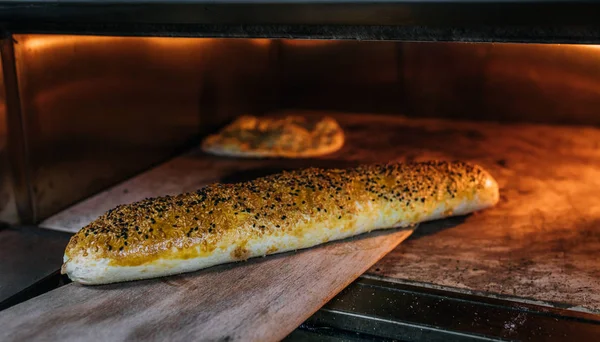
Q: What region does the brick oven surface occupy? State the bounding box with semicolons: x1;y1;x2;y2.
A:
41;111;600;312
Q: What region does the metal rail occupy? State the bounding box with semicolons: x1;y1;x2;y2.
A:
1;1;600;43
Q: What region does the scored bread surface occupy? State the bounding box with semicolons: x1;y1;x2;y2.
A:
201;115;345;158
62;161;499;285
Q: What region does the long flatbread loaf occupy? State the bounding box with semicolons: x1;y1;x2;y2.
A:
62;161;499;285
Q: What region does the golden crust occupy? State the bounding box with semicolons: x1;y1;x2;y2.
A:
63;161;498;271
201;115;345;158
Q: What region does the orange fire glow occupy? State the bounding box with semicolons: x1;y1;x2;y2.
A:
18;34;273;52
282;39;336;47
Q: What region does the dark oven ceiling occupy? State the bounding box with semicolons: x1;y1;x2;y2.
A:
1;1;600;43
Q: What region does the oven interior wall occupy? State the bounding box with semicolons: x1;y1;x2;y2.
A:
280;41;600;125
2;35;600;223
3;35;277;223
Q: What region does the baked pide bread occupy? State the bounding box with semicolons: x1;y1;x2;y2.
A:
201;115;344;158
62;161;499;285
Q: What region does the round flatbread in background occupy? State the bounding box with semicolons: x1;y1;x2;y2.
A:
201;115;345;158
